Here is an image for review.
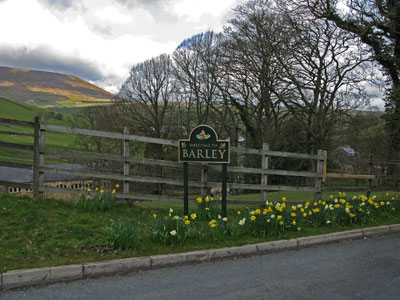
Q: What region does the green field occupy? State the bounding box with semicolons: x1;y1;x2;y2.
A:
0;97;78;163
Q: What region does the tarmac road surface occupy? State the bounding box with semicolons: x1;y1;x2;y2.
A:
1;233;400;300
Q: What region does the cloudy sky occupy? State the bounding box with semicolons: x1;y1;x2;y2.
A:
0;0;245;93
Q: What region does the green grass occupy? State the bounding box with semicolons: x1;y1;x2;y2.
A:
227;191;398;203
1;192;399;273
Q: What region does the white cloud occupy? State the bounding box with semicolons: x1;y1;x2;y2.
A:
0;0;245;93
173;0;236;22
94;6;133;23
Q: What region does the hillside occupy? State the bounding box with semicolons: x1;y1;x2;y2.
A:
0;66;114;108
0;97;70;124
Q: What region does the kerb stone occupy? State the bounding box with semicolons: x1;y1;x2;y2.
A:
389;224;400;233
2;265;83;290
84;257;150;278
150;253;187;268
185;250;209;263
363;226;390;237
270;239;297;251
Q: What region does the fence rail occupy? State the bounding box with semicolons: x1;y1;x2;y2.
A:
0;116;330;203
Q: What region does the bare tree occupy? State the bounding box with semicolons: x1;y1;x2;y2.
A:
267;3;371;154
220;0;288;149
299;0;400;154
118;54;177;159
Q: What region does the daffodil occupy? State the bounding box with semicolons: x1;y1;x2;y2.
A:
222;217;228;222
185;220;190;225
191;213;197;220
116;184;120;188
153;214;157;219
170;230;176;236
250;215;256;221
282;197;287;202
238;218;246;226
255;209;261;215
196;197;202;203
205;196;209;203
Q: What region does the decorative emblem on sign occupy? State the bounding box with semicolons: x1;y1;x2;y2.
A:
178;125;230;164
196;130;210;140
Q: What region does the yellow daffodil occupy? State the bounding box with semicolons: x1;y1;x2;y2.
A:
292;220;296;226
196;197;202;203
185;220;190;225
153;214;157;219
279;221;284;226
277;215;282;220
116;184;120;188
291;212;296;217
297;227;302;231
223;217;228;222
282;197;287;202
250;215;256;221
191;213;197;220
255;209;261;215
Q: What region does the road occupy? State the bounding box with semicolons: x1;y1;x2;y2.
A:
1;233;400;300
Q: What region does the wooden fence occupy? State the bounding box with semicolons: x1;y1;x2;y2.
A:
0;116;327;204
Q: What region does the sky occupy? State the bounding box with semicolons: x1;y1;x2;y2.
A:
0;0;245;93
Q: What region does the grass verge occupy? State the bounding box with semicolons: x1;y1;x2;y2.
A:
1;192;399;273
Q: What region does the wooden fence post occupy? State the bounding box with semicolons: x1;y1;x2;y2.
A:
33;116;40;199
314;150;324;202
201;165;208;199
261;143;269;204
123;127;130;197
367;154;373;198
38;116;46;199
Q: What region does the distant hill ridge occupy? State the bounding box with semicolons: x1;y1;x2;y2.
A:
0;66;114;108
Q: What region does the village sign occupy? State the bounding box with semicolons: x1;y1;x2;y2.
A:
178;125;230;217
